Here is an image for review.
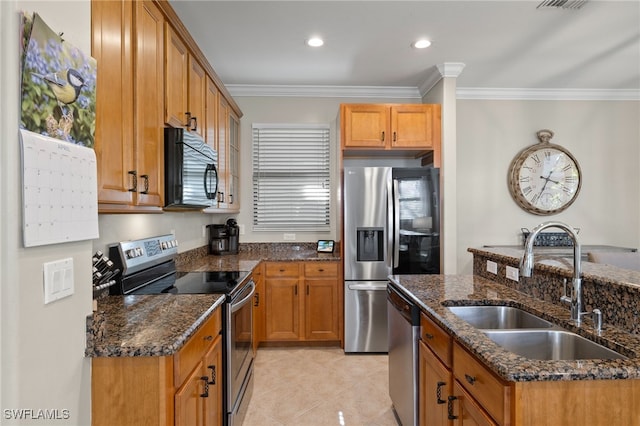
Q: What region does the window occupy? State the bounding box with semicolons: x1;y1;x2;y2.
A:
252;123;331;231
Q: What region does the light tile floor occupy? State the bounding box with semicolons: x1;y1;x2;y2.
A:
243;347;399;426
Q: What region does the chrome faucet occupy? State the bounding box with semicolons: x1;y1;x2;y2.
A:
519;221;586;325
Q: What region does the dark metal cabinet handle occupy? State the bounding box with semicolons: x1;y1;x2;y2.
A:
381;131;385;141
436;381;446;404
393;131;397;142
207;365;216;385
200;377;209;398
140;175;149;194
128;170;137;192
424;332;434;340
465;374;477;385
254;292;260;307
447;395;458;420
294;285;298;296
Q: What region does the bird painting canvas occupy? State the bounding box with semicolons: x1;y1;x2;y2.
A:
20;12;97;148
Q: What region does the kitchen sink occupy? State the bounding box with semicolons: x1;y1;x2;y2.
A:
483;330;626;360
447;305;554;329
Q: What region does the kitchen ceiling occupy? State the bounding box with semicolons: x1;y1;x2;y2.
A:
169;1;640;98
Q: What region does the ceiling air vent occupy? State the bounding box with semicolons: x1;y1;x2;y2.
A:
537;0;588;9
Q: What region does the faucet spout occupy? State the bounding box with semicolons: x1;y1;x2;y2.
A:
521;222;583;323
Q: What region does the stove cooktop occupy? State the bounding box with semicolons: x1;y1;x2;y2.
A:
130;270;251;296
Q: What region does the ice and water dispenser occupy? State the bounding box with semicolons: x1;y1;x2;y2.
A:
356;227;384;261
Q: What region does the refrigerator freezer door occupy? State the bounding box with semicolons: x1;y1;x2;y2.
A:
344;167;393;281
344;281;389;352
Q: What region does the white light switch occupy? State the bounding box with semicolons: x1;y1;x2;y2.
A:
43;258;74;304
283;233;296;241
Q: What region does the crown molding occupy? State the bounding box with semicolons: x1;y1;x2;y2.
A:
226;83;640;101
226;84;421;99
456;88;640;101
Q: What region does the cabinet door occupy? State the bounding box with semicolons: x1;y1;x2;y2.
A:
451;381;497;426
342;104;389;148
175;360;207;426
216;96;229;207
165;24;188;128
304;279;339;341
205;78;218;149
227;111;240;208
91;0;134;205
203;336;223;426
252;264;265;352
188;56;206;139
390;104;437;149
419;341;453;426
264;279;300;340
133;0;164;207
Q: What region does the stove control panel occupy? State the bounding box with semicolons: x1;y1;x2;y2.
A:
109;234;178;275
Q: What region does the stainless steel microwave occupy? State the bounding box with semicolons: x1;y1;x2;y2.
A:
164;127;218;209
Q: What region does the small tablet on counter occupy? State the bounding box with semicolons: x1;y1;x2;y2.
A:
316;240;334;253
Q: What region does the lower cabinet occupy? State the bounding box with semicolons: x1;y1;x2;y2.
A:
419;309;640;426
261;261;341;344
92;309;222;426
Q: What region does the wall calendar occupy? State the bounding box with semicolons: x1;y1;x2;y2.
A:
20;129;99;247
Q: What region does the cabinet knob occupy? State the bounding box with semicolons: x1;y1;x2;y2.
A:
447;396;458;420
436;381;446;404
465;374;477;385
200;377;209;398
204;335;213;342
128;170;137;192
424;332;434;340
207;365;216;385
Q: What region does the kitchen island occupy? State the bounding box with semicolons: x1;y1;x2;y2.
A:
390;245;640;425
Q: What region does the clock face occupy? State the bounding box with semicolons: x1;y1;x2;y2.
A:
509;144;582;215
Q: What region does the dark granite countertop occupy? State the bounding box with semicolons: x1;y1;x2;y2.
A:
85;294;225;357
389;274;640;382
86;244;340;358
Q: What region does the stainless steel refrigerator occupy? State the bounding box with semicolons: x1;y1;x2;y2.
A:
343;166;440;353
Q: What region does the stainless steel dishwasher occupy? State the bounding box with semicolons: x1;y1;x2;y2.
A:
387;283;420;426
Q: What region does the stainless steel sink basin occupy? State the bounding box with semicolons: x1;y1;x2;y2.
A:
483;330;626;360
447;305;554;329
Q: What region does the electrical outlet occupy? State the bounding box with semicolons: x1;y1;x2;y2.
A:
202;225;207;238
506;266;519;282
486;260;498;275
283;233;296;241
239;224;245;235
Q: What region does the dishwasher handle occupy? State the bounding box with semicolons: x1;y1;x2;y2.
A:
387;284;420;325
348;282;388;291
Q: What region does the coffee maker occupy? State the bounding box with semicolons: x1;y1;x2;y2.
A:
207;219;239;255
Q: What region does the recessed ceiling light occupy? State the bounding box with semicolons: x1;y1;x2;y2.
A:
306;37;324;47
412;39;431;49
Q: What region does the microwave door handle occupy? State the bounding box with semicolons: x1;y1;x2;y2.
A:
204;164;218;200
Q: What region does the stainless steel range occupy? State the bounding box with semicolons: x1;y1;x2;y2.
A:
108;234;254;426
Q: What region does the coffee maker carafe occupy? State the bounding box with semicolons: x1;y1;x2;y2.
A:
226;218;239;254
208;224;229;255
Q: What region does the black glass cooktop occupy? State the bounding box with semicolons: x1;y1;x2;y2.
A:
130;270;250;296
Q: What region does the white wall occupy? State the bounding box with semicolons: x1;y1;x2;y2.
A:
232;96;421;244
456;99;640;273
2;2;93;425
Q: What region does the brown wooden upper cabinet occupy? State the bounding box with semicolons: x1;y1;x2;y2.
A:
91;0;165;212
165;25;207;138
341;103;441;154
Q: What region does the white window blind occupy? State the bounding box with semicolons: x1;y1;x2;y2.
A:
252;123;331;231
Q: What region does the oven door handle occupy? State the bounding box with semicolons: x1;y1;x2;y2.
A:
230;281;256;313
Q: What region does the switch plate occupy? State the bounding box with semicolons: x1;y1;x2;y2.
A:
506;266;519;282
43;258;74;304
283;233;296;241
486;260;498;275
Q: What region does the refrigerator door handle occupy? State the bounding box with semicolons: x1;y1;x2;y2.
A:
393;179;400;269
387;174;394;269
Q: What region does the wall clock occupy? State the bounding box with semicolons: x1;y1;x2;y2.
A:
508;129;582;215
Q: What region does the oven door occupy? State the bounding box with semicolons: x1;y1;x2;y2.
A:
226;279;255;425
